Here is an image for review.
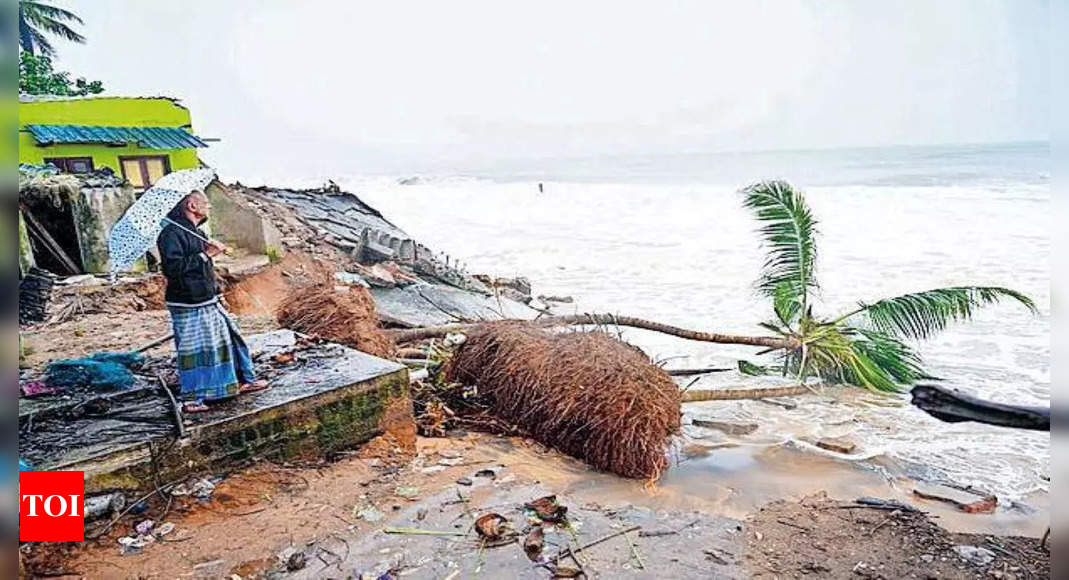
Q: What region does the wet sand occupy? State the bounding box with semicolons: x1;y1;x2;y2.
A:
25;434;1048;579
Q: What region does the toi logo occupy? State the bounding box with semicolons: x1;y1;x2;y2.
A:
19;471;85;541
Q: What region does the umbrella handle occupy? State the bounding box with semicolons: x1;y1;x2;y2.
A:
160;217;213;244
160;217;233;256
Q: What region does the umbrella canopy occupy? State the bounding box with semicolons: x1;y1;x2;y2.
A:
108;168;216;273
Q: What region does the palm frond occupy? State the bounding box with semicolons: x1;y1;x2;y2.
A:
848;286;1036;340
21;1;84;25
28;27;54;56
738;360;769;376
741;181;818;307
848;328;927;385
19;0;85;52
772;281;802;328
34;18;85;43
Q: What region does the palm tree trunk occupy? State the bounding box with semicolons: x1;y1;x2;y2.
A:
19;8;35;55
386;313;798;350
681;385;810;402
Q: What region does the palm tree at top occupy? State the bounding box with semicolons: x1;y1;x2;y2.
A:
738;180;1036;393
19;0;85;57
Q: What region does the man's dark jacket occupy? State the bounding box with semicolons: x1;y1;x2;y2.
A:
157;212;217;305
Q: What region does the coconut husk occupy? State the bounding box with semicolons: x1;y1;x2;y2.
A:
446;322;681;480
276;282;393;358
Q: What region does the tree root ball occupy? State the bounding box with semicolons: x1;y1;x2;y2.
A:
446;322;681;480
276;282;393;358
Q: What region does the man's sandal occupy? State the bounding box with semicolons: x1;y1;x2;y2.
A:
183;401;210;413
239;381;269;394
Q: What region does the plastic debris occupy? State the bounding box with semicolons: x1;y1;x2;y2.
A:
952;545;996;566
358;507;385;522
395;486;421;499
135;519;155;535
155;522;176;537
191;478;217;499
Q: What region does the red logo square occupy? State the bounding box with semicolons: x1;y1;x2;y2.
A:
19;471;85;541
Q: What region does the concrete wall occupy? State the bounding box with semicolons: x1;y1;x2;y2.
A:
206;181;283;257
18;210;34;277
71;183;139;273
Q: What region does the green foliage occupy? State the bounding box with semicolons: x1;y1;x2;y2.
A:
19;0;85;57
266;247;283;264
19;52;103;96
742;181;819;308
851;287;1036;340
741;180;1036;393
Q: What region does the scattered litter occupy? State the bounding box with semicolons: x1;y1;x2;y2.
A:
170;483;191;497
20;381;55;397
474;513;511;540
286;551;308;571
118;535;148;554
85;492;125;521
135;519;155;536
952;545;996;566
417;507;428;521
456;477;473;486
357;507;385;522
525;495;568;524
155;522;176;537
524;526;545;561
191;478;217;500
395;486;421;500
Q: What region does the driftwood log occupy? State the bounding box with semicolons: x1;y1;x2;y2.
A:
910;384;1050;431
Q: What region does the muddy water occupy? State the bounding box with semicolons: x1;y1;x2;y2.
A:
345;170;1049;514
250;143;1049;534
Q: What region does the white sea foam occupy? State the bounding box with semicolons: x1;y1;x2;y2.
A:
348;174;1049;500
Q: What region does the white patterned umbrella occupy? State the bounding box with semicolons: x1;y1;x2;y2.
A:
108;168;216;273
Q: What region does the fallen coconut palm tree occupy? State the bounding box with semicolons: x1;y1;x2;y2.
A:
396;180;1036;395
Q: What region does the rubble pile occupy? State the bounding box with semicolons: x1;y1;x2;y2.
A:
19;267;56;324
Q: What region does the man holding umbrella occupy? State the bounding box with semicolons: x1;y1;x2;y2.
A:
157;189;267;412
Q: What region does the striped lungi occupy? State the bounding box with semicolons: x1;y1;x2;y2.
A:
168;299;255;403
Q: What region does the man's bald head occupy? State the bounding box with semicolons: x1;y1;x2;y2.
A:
181;190;211;222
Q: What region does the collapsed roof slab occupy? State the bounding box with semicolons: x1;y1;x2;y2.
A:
19;331;410;494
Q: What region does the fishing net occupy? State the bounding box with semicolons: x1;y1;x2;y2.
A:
44;351;146;390
446;322;681;480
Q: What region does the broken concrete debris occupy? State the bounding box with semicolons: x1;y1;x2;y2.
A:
815;437;857;454
691;418;760;436
912;482;998;513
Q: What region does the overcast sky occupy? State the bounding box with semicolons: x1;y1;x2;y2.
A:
56;0;1048;178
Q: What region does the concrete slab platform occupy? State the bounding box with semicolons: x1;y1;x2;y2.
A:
18;330;411;493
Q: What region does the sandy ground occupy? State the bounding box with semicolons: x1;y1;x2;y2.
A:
19;310;278;371
21;435;1049;579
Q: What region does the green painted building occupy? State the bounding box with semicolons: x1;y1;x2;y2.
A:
18;95;210;187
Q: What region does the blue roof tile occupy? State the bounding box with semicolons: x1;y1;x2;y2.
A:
25;124;209;150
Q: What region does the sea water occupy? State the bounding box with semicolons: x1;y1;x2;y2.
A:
261;141;1052;501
